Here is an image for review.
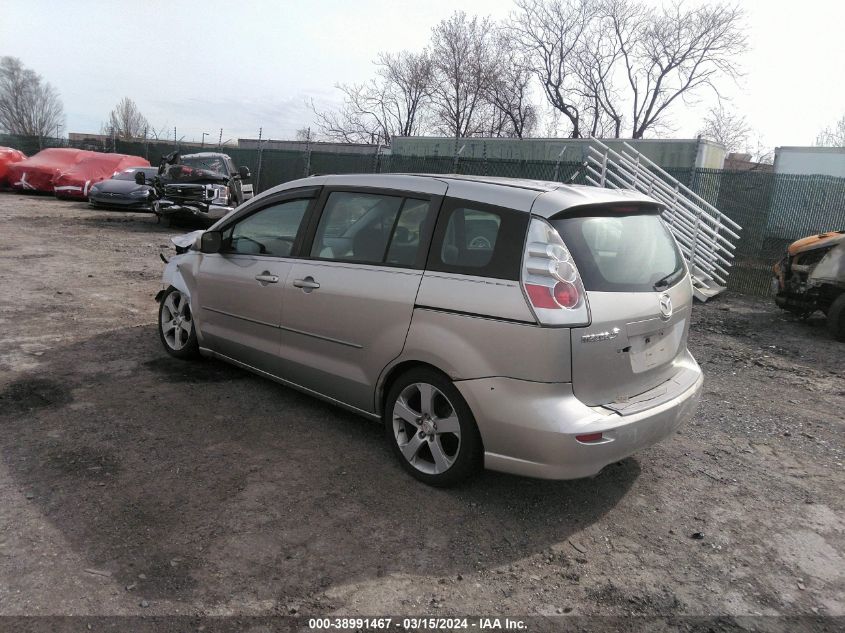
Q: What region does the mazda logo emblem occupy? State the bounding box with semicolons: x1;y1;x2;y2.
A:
659;293;673;320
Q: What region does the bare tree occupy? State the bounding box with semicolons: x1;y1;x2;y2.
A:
570;0;631;137
698;103;751;152
508;0;594;138
429;11;497;138
295;127;314;142
0;56;65;138
313;50;433;145
609;0;747;138
377;51;434;138
815;115;845;147
312;84;387;145
484;32;539;138
106;97;149;139
746;133;773;165
132;121;166;141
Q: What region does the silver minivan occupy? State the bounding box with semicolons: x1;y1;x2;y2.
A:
156;174;703;486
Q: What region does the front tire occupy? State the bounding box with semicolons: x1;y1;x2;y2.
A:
158;287;199;359
827;294;845;341
384;368;483;487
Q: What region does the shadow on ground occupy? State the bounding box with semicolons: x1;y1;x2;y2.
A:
0;325;638;605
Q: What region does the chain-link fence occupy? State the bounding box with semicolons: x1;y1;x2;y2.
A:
3;133;844;297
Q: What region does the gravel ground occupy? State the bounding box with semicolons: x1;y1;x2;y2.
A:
0;193;842;627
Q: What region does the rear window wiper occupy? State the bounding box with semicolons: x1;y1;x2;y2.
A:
653;269;683;291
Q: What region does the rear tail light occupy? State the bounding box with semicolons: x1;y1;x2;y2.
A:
522;217;590;325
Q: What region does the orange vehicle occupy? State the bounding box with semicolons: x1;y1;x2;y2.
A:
773;231;845;340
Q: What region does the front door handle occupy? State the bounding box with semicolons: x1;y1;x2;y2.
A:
293;276;320;291
255;272;280;284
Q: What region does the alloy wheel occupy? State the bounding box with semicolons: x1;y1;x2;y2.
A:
392;382;462;475
160;291;193;351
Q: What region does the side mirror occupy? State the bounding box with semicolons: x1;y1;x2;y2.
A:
199;231;223;254
135;171;146;185
239;165;251;180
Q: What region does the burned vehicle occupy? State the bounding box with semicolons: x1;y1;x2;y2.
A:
773;230;845;340
142;152;251;227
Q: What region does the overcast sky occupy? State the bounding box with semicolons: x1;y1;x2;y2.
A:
2;0;843;149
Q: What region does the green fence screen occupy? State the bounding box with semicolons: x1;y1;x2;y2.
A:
3;133;843;297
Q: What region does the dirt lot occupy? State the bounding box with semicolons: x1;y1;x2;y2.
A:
0;193;842;626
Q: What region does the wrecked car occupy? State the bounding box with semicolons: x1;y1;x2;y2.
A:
88;166;159;210
179;152;253;205
154;173;702;486
773;230;845;340
144;152;249;227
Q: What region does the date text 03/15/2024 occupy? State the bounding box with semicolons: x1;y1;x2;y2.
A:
307;617;527;630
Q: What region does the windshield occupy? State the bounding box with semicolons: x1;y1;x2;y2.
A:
181;155;228;174
551;212;685;292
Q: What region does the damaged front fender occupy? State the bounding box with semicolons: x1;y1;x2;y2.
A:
156;231;203;302
158;254;192;301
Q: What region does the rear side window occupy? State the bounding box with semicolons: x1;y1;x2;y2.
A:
310;191;435;267
428;198;528;280
551;213;685;292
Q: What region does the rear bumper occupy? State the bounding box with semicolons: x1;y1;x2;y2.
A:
455;355;703;480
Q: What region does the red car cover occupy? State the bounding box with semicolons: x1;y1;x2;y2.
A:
6;148;85;193
0;147;27;188
53;152;150;199
6;148;150;198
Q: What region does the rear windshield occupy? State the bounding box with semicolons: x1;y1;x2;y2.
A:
551;212;685;292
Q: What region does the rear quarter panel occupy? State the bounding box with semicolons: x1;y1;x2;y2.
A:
397;307;571;384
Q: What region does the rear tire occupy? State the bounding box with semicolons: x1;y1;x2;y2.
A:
158;287;199;359
827;294;845;341
383;368;483;487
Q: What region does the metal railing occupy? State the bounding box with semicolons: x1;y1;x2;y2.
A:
582;137;742;300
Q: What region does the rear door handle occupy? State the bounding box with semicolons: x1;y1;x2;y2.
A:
293;277;320;290
255;272;279;284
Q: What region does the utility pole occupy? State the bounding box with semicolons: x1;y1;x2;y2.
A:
255;127;264;192
303;127;312;177
217;128;223;150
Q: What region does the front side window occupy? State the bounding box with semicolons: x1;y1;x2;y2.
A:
222;198;310;257
311;191;433;266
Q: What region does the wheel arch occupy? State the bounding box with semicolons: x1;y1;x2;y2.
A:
376;359;454;417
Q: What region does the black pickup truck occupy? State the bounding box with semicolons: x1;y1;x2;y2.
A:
141;152;253;226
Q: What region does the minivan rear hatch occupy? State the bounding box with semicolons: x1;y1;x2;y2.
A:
549;205;692;407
